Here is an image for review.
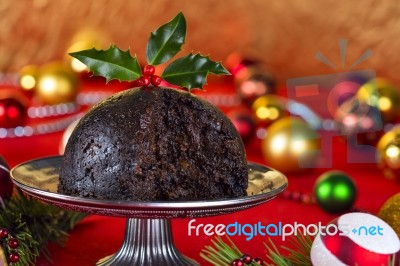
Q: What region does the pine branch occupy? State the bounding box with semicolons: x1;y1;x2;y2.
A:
0;190;86;265
200;236;263;266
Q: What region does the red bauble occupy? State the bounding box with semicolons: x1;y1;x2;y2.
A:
227;108;256;143
0;155;12;200
0;90;27;128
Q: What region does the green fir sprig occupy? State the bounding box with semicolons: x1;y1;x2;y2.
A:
0;190;86;265
200;234;313;266
201;233;399;266
200;236;262;266
263;233;313;266
69;12;230;91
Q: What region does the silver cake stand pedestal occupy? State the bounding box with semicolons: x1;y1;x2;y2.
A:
10;156;288;266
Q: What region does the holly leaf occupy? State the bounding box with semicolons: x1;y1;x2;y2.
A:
69;45;141;82
161;53;230;90
146;12;186;65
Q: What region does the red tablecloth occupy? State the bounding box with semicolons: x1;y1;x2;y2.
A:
1;79;399;265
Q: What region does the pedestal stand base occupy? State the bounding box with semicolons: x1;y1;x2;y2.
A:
96;218;198;266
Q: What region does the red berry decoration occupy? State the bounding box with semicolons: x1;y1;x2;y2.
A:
142;65;155;76
241;254;253;264
254;257;263;265
0;228;9;239
151;75;162;86
231;259;244;266
9;252;19;263
0;155;13;200
8;238;19;249
0;93;27;128
138;76;151;87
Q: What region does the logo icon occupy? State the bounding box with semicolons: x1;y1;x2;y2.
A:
286;39;381;167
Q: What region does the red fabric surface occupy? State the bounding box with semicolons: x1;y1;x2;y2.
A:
0;78;399;265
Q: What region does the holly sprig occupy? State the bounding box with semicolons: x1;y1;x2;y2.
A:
69;12;230;91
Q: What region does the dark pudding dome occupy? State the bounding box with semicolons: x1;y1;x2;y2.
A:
59;87;248;201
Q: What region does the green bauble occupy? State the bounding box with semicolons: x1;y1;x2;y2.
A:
314;171;357;213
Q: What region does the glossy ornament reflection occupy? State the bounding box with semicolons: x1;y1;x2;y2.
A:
252;95;288;126
376;126;400;182
19;65;39;91
262;117;320;173
378;193;400;237
314;171;356;213
357;78;400;123
0;90;28;128
35;62;79;105
227;108;256;143
66;29;108;73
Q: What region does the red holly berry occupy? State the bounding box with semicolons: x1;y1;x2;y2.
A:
142;65;155;76
8;238;19;249
254;257;263;265
0;228;9;239
231;259;244;266
151;75;162;86
138;76;151;87
9;252;19;263
241;254;253;264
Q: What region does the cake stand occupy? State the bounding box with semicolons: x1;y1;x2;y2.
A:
10;156;288;266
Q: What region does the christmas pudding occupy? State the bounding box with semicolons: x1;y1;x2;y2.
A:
58;13;248;201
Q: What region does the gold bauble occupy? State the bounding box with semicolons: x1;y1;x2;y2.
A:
252;95;288;126
66;28;107;72
376;126;400;182
0;246;6;265
35;62;79;105
19;65;39;91
378;193;400;237
262;117;321;173
357;78;400;122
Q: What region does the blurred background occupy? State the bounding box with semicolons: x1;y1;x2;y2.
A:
2;0;400;85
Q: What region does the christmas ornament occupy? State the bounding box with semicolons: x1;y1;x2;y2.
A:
0;90;28;128
314;171;356;213
0;155;12;200
227;108;256;143
236;66;276;105
252;95;288;126
0;113;82;139
19;65;39;91
378;193;400;237
335;98;381;136
262;117;320;173
0;247;6;265
311;212;400;266
66;28;108;73
376;126;400;182
225;53;276;105
35;62;79;105
357;78;400;123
